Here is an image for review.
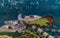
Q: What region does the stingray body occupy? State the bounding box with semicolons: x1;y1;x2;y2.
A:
0;14;54;38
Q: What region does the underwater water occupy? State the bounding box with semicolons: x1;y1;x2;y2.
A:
0;0;60;36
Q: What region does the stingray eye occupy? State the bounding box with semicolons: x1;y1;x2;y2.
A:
8;26;12;29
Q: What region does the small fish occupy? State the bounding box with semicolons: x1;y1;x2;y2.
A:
24;15;54;27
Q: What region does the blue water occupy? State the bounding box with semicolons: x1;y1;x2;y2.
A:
0;0;60;36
